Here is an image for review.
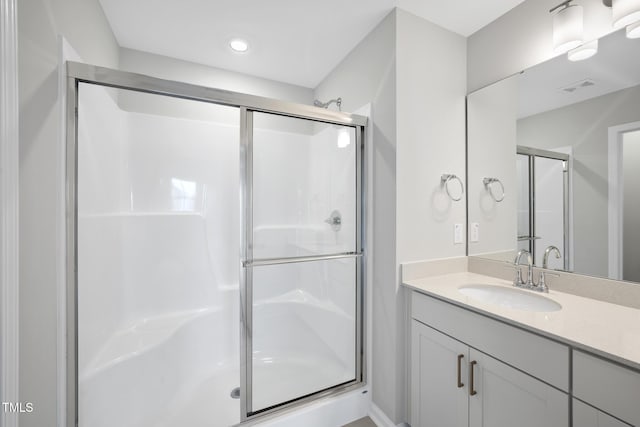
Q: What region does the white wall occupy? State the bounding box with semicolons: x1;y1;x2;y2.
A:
18;1;119;425
468;0;616;92
467;75;518;257
623;130;640;282
396;9;467;263
315;10;400;422
395;13;466;423
315;8;467;424
119;48;313;105
518;85;640;277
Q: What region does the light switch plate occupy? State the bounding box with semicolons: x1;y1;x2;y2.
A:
454;223;464;244
471;222;479;242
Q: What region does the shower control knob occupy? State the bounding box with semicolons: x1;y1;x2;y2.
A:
324;210;342;232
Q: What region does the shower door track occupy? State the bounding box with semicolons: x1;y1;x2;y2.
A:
66;62;367;426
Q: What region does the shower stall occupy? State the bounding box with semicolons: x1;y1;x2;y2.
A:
516;146;569;269
66;63;366;426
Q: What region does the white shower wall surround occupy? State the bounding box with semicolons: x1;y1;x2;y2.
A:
77;83;357;426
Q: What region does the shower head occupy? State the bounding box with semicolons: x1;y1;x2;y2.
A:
313;97;342;111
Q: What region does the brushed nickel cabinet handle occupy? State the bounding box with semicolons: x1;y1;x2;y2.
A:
457;354;464;388
469;360;478;396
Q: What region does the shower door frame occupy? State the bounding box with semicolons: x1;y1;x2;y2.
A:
65;62;367;427
516;146;570;268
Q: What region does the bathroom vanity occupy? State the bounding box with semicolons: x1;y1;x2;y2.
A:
404;272;640;427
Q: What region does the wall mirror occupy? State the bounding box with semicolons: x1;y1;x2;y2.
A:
467;27;640;283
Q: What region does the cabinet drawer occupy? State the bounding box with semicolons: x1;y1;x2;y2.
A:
412;291;569;391
573;399;631;427
573;351;640;426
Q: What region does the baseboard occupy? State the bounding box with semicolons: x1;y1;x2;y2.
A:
368;403;402;427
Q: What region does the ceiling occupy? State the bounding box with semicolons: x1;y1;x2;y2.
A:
98;0;525;88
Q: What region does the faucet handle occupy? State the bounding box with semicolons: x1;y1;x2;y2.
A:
537;270;560;293
508;265;524;286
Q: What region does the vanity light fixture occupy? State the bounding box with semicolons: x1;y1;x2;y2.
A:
568;39;598;61
229;38;249;53
627;20;640;37
551;0;584;54
603;0;640;37
611;0;640;28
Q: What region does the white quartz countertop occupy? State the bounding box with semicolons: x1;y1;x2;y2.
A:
403;272;640;371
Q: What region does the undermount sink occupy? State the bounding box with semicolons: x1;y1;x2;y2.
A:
458;284;562;312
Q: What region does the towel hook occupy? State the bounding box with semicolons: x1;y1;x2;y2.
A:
441;174;464;202
483;177;505;202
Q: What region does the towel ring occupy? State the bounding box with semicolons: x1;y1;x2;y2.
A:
483;177;505;202
441;174;464;202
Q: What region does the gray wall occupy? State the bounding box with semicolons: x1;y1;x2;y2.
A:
315;8;467;423
18;1;119;426
518;85;640;278
623;130;640;282
467;0;615;93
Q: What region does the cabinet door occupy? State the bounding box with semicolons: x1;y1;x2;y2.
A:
411;320;468;427
468;349;568;427
573;399;631;427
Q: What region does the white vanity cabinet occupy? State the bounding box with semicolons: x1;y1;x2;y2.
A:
573;399;631;427
411;321;468;427
467;347;568;427
573;351;640;426
410;291;570;427
411;320;568;427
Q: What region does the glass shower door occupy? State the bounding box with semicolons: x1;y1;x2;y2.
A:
242;112;361;415
534;156;566;268
517;153;532;254
76;83;241;427
516;147;569;268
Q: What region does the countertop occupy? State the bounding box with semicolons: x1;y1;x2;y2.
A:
403;271;640;371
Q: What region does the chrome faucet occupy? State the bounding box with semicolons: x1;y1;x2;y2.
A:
513;249;535;289
538;246;561;293
542;246;561;269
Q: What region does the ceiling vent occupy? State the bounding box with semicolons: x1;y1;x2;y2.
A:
560;78;596;93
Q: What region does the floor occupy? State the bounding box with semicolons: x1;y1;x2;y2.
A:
342;417;377;427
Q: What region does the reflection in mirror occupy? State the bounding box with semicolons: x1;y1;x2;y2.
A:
516;147;569;270
467;27;640;283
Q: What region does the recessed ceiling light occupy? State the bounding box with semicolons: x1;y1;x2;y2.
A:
229;39;249;53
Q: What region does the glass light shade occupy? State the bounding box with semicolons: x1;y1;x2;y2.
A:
612;0;640;28
568;39;598;61
627;20;640;37
553;5;584;54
